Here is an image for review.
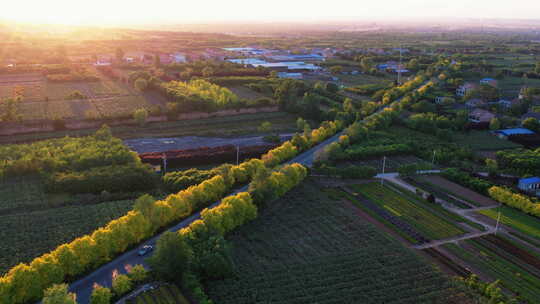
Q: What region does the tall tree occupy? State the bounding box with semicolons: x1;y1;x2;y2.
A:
42;284;76;304
147;231;193;282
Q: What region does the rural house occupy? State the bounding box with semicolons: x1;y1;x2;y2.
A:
468;108;495;123
456;82;478;97
518;177;540;195
480;78;498;87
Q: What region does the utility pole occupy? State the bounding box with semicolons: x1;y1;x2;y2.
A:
236;145;240;165
398;44;402;85
380;156;386;186
495;209;501;234
431;150;436;166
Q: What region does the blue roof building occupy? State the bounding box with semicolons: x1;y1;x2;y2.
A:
518;177;540;194
495;128;534;139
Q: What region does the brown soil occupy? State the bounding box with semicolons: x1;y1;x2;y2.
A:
417;175;497;207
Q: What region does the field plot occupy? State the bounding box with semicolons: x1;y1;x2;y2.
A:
91;95;152;118
414;175;497;207
0;177;51;213
453;131;521;151
340;155;431;172
127;284;190;304
348;183;465;241
227;85;272;100
206;180;469;304
0;199;134;275
0;74;45;102
444;235;540;303
480;206;540;241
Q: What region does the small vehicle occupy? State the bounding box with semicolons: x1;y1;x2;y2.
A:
138;245;153;256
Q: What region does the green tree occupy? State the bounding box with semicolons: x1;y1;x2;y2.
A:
258;121;273;133
489;117;501;130
133;194;155;217
42;284;76;304
90;284;112;304
134;78;148;91
325;82;339;93
523;117;540;132
133;108;148;127
111;273;132;297
147;231;193;282
343;98;355;113
296;117;309;131
127;264;148;283
535;61;540;74
406;58;419;70
269;71;278;78
329;65;343;74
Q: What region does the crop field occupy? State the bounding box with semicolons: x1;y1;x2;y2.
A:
227;85;272;100
444;235;540;303
1;111;299;144
452;131;521;151
44;79;132;101
127;284;190;304
0;198;134;275
415;175;497;207
339;155;432;172
92;95;153;118
206;180;469;304
480;206;540;241
498;77;540;97
0;177;70;214
348;183;465;242
406;176;473;209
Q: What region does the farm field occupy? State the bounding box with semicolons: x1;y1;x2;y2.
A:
406;176;474;209
0;177;73;214
0;111;299;144
414;175;498;207
480;205;540;241
339;155;432;172
452;130;521;152
227;85;272;100
0;199;134;275
126;284;190;304
443;235;540;303
206;180;470;304
347;182;465;242
339;73;393;87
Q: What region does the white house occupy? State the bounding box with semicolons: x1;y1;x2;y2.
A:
172;53;187;63
277;72;303;79
456;83;477;97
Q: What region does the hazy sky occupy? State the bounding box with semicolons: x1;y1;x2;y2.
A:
2;0;539;25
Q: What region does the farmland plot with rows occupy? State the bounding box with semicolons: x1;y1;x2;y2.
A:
349;182;465;241
444;235;540;303
0;198;134;275
205;180;470;304
126;284;190;304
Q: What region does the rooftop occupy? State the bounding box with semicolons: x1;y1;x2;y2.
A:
495;128;535;136
519;177;540;184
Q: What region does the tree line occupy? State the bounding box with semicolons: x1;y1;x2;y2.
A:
1;118;343;303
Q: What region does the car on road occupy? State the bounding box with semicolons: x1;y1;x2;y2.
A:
138;245;153;256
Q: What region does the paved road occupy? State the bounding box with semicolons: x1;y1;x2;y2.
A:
124;134;295;154
67;131;343;304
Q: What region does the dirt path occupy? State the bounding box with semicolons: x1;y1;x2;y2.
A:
413;229;496;249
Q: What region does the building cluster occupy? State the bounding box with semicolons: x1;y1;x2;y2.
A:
224;47;331;79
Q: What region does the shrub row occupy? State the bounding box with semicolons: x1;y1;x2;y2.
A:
313;164;377;179
441;168;494;195
45;163;157;194
488;186;540;218
1;117;342;303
